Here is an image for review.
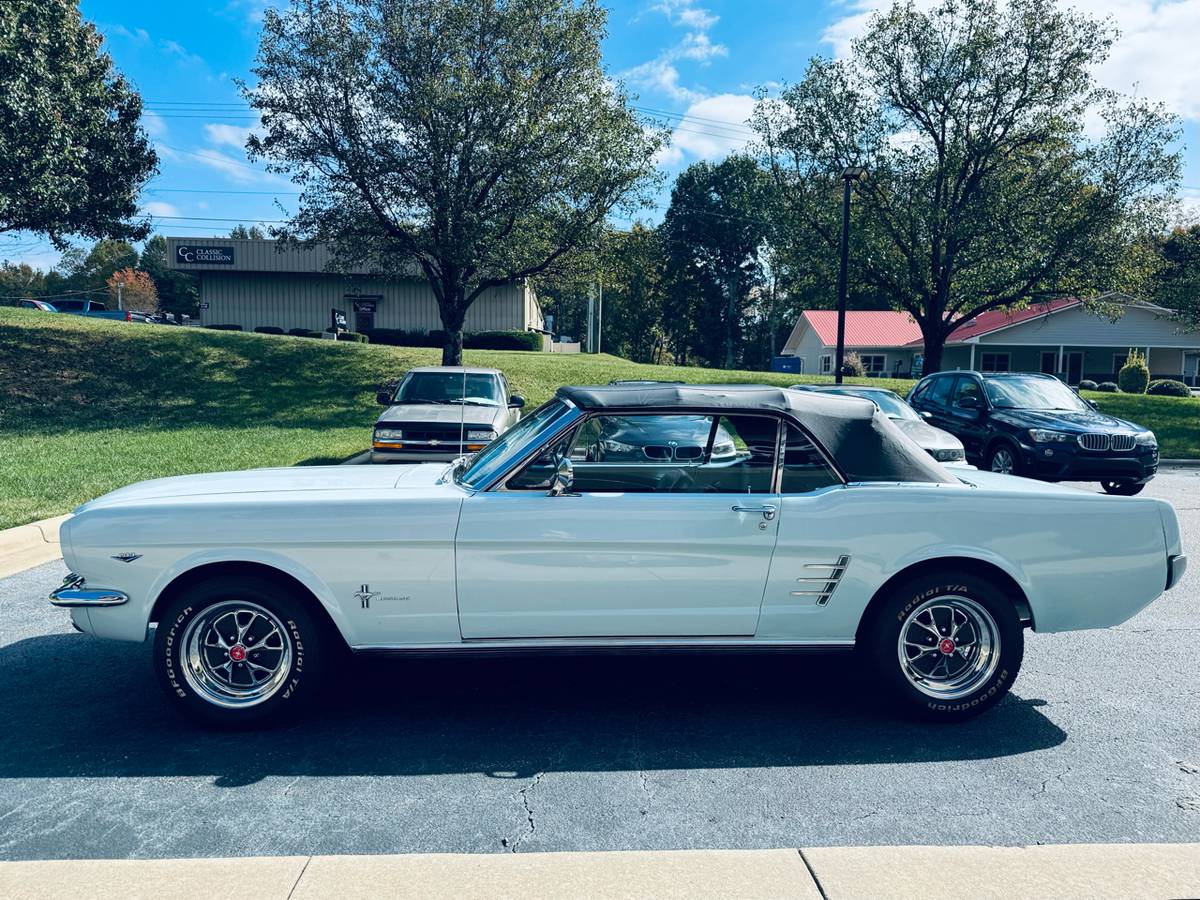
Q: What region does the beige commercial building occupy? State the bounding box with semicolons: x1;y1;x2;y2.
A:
166;237;544;336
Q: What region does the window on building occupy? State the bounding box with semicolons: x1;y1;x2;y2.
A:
820;355;832;374
980;353;1010;372
860;354;886;374
1113;354;1128;376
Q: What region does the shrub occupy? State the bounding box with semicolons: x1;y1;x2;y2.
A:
254;326;285;335
840;351;865;377
1096;381;1120;392
302;331;324;339
1117;349;1150;394
463;330;542;351
204;324;242;331
287;328;311;336
363;328;445;347
1147;379;1192;397
338;331;369;344
1078;379;1098;391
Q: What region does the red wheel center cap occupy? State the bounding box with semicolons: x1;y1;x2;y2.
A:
229;644;247;662
938;638;956;655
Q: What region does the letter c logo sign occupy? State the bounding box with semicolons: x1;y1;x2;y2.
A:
179;247;194;262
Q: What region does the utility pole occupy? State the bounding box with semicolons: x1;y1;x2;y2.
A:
597;279;603;355
586;285;596;353
116;279;124;312
835;166;867;384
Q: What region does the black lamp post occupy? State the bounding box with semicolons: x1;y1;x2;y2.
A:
834;166;867;384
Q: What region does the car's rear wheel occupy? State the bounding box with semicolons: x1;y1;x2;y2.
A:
153;575;324;727
863;570;1024;721
1101;480;1146;496
987;443;1020;476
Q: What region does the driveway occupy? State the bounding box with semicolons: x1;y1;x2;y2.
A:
0;471;1197;860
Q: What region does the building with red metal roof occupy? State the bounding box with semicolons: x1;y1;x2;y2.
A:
779;293;1200;384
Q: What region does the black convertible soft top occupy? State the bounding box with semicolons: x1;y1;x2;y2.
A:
556;383;955;485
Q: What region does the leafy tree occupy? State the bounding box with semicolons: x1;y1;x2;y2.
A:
0;263;49;304
106;267;158;312
660;156;772;367
140;235;200;318
0;0;156;248
753;0;1180;372
598;225;667;363
66;239;139;290
1153;224;1200;329
229;225;267;240
245;0;662;365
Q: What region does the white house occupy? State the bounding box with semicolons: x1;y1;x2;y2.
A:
780;295;1200;384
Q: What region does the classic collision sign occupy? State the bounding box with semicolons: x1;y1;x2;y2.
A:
175;245;235;265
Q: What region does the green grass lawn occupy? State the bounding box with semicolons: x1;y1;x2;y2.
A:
1;307;1196;529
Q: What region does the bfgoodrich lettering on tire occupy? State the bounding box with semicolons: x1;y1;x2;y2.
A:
863;570;1024;721
153;575;325;727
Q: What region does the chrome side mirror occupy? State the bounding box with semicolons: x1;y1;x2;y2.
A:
547;456;575;496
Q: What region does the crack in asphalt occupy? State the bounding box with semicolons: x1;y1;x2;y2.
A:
1036;766;1073;796
502;772;544;853
632;720;652;816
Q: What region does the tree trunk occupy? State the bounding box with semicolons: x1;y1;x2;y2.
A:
441;329;464;366
439;290;468;366
724;273;738;369
920;322;949;374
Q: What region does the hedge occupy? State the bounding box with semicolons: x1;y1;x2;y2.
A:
1117;349;1150;394
1147;379;1192;397
287;328;311;336
363;328;541;351
337;331;369;344
204;324;242;331
1096;381;1120;392
1078;379;1098;391
254;326;285;335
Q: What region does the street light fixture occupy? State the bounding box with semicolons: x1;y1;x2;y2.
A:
834;165;867;384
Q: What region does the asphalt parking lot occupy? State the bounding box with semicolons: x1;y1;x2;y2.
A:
1;470;1197;861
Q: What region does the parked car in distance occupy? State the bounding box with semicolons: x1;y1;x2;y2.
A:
791;384;967;465
17;299;57;312
54;298;150;322
907;371;1157;494
372;366;525;462
53;383;1184;727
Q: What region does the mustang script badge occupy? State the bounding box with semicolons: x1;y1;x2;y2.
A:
111;552;142;563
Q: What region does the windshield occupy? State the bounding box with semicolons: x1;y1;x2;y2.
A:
394;372;502;406
820;388;917;420
983;376;1089;411
457;399;576;489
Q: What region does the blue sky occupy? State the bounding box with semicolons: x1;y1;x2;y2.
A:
7;0;1199;269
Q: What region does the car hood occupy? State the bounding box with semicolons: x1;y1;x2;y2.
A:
989;408;1144;433
376;404;501;428
75;463;450;512
891;418;963;451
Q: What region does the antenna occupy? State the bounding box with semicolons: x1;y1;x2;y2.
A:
459;362;467;458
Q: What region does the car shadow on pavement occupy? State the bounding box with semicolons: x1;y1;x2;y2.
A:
0;633;1066;785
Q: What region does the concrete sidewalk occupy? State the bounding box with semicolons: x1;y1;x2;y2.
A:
0;515;67;580
1;845;1198;900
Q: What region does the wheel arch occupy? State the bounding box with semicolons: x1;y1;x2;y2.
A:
983;433;1022;465
855;556;1034;644
148;560;349;648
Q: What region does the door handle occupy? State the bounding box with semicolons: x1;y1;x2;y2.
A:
732;504;777;521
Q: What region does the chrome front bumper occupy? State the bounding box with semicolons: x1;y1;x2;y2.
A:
49;573;129;608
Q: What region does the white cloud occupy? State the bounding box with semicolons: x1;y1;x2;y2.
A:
651;0;719;30
142;111;168;139
1180;187;1200;224
821;0;1200;123
187;147;261;184
660;93;758;165
204;122;259;151
142;201;181;218
103;24;151;44
625;59;707;103
160;39;205;67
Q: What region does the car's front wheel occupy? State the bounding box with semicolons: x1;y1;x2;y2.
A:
863;570;1024;721
153;575;325;727
1101;480;1146;496
987;443;1021;476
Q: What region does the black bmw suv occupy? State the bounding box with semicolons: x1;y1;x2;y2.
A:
907;371;1158;494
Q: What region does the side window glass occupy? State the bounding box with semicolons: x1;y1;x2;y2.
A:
560;414;777;494
952;377;983;405
926;376;952;406
781;424;840;494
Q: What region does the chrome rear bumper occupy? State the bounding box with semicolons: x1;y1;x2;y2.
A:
1167;554;1188;591
49;573;129;608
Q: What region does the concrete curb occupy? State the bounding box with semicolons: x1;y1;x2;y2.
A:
342;450;373;465
0;515;68;580
0;845;1197;900
1160;459;1200;467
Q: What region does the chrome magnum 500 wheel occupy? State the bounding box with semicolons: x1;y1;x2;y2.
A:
865;570;1023;721
154;575;325;727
